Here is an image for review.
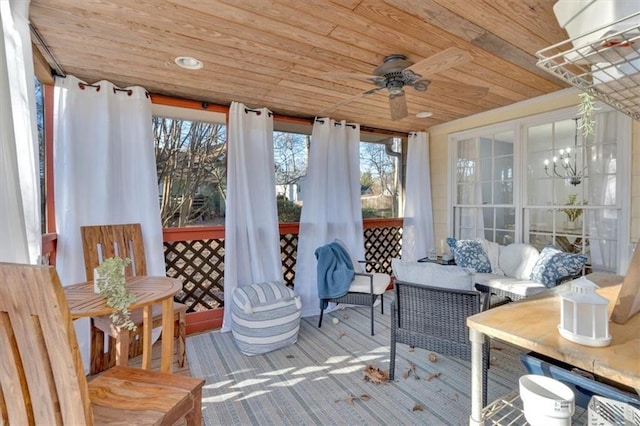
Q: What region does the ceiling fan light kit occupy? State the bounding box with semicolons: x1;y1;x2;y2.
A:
323;47;484;121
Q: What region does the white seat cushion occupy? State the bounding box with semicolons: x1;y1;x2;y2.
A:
391;258;474;291
499;243;540;280
348;273;390;295
474;273;547;297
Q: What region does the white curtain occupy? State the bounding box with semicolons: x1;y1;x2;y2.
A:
402;132;434;261
457;137;485;239
53;75;165;367
223;102;283;331
0;0;42;264
294;118;362;318
587;110;618;271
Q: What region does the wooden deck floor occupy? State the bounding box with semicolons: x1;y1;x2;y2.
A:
88;337;193;379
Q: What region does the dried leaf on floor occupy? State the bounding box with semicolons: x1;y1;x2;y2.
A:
425;372;441;381
428;353;437;362
363;364;389;384
490;345;503;351
337;331;346;339
412;403;424;411
403;361;417;380
336;394;371;405
286;354;295;359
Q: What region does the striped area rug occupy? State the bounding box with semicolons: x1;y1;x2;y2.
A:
186;292;528;425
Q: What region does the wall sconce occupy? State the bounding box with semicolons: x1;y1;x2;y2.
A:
558;277;611;347
544;118;587;186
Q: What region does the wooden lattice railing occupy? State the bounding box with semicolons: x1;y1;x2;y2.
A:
41;219;403;317
162;219;402;313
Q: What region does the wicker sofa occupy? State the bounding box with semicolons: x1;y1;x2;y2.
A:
447;239;585;303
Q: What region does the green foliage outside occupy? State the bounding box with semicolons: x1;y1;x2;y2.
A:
277;195;302;223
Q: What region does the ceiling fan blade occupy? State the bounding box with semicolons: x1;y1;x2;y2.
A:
389;91;408;121
429;79;489;99
405;47;472;77
319;87;385;115
322;71;379;81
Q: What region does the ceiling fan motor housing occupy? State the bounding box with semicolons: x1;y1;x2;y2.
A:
385;75;406;94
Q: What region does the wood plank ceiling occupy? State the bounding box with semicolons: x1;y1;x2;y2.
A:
28;0;569;134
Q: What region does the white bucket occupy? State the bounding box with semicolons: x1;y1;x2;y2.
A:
519;374;575;426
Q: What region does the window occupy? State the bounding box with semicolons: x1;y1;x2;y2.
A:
360;138;402;218
152;105;227;227
524;109;627;273
35;78;46;233
274;130;308;223
152;104;402;226
451;128;515;244
449;105;631;274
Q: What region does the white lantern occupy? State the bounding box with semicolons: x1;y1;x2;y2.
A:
558;277;611;347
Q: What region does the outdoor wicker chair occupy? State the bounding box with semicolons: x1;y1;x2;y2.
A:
390;280;490;407
317;240;390;336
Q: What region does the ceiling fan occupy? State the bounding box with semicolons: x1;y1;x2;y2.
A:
322;47;488;121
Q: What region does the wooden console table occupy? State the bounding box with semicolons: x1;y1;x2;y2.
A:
467;272;640;425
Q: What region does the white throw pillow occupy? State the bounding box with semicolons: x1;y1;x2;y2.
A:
499;243;540;280
391;258;474;291
477;238;504;275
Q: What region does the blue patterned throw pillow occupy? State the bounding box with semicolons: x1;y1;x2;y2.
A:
446;238;492;273
529;246;587;288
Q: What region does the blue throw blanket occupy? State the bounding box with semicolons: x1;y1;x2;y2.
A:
315;242;355;310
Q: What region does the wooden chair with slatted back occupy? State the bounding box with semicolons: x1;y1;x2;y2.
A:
0;262;204;425
81;223;187;374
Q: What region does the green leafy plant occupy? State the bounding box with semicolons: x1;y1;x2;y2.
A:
578;92;598;138
95;257;137;330
560;194;587;222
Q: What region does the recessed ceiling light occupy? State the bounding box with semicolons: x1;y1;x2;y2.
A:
416;111;433;118
174;56;203;70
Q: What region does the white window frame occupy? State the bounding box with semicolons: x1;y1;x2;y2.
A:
447;105;631;274
447;121;520;243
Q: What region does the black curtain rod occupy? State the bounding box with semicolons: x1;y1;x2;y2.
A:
314;118;357;129
77;81;149;98
245;107;273;117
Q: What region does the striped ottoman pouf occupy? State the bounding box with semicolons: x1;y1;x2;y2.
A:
231;281;302;356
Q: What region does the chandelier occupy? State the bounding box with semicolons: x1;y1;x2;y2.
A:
543;118;586;186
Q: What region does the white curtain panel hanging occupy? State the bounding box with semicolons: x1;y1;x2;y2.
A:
53;75;165;368
223;102;283;332
294;118;363;318
458;137;484;238
0;0;42;264
588;110;618;272
402;132;434;261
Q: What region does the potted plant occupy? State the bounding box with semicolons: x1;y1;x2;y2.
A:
94;256;137;330
560;194;587;230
